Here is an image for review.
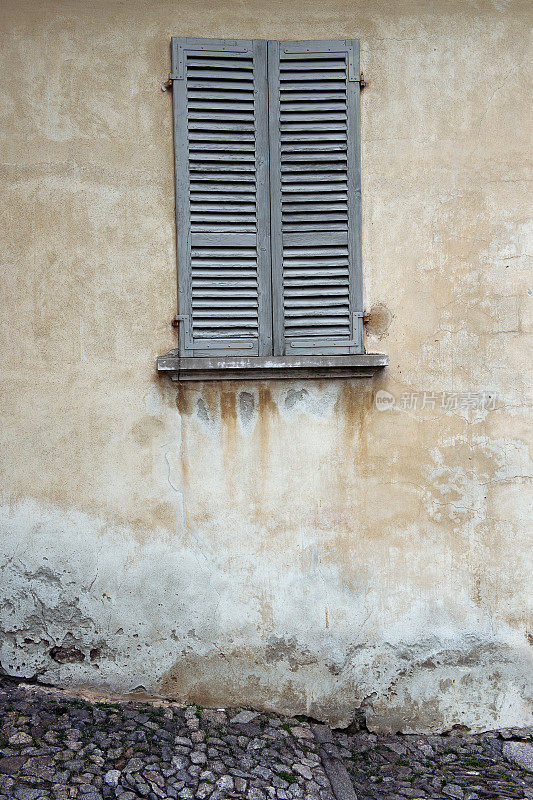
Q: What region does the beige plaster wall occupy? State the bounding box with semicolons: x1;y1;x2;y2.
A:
0;0;531;731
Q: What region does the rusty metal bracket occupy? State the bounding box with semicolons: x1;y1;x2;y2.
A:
359;71;366;89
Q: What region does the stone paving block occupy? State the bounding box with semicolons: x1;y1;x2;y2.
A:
503;742;533;774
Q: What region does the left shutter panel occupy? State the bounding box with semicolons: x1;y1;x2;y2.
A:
172;38;272;357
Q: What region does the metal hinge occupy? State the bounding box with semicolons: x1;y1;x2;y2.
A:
171;316;257;352
161;73;181;91
171;314;184;327
347;69;366;87
346;48;366;87
171;314;193;349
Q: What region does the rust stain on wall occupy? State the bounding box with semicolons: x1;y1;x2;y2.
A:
176;385;194;418
257;384;278;480
175;389;191;491
367;303;393;339
220;386;238;499
333;381;372;508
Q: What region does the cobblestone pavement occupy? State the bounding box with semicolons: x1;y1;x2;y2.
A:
0;679;532;800
336;728;533;800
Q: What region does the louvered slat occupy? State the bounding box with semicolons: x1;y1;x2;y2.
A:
269;40;363;355
171;37;272;356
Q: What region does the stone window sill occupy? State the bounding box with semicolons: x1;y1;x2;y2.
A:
156;351;388;381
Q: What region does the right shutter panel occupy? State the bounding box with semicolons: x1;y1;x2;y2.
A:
172;37;272;357
268;39;364;356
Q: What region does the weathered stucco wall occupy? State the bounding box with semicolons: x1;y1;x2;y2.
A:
0;0;531;732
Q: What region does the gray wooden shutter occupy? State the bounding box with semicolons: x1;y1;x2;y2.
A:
268;40;364;355
171;37;272;356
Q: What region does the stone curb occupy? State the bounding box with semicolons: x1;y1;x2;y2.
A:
312;723;358;800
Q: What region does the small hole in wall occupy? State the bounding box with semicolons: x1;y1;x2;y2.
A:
50;646;85;664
